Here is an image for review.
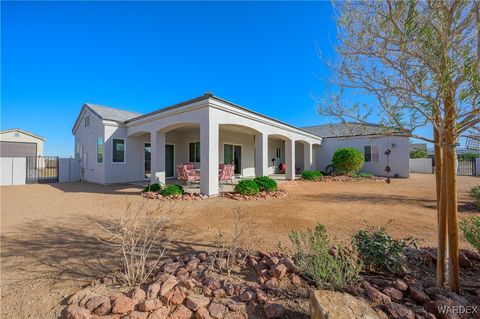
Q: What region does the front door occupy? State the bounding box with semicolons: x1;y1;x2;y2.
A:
165;144;174;178
144;143;151;179
224;144;242;174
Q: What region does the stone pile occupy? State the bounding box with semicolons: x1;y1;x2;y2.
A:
318;176;386;183
141;192;208;201
65;251;300;319
222;190;287;201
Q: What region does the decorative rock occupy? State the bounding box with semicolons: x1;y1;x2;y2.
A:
382;287;403;301
69;288;96;306
147;307;170;319
186;259;200;272
85;295;111;315
163;262;181;274
195;307;213;319
366;286;391;305
269;264;287;279
240;291;255;302
66;306;92;319
127;287;146;301
147;283;161;299
383;303;415;319
459;252;473;268
310;290;382;319
289;273;302;286
169;305;193;319
160;276;179;297
185;294;211;311
197;253;207;261
138;299;163;312
125;311;149;319
164;287;186;305
266;256;279;266
111;295;136;314
223;283;235;296
393;279;408;292
208;302;227;319
254;262;269;275
409;287;430;304
223;313;245;319
255;289;268;304
263;302;286;318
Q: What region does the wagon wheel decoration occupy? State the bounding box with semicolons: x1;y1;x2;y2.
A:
384;135;392;184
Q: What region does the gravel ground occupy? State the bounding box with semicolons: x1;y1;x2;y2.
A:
1;173;478;318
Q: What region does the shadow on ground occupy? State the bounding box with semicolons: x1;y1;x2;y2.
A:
0;215;215;286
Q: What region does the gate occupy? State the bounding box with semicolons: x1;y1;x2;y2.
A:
26;156;59;184
457;157;476;176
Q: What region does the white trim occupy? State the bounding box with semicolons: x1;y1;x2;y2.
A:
112;138;126;164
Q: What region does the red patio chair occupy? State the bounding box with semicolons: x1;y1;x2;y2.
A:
177;164;200;186
219;164;235;185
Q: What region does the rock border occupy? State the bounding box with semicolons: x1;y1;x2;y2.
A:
141;192;208;201
221;189;288;201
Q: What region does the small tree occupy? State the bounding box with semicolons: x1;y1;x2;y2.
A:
318;1;479;292
410;149;428;159
332;147;364;175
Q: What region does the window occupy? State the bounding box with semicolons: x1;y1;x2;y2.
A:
364;145;379;163
189;142;200;162
276;147;281;158
75;143;81;159
113;139;125;163
14;132;20;137
96;138;103;163
84;115;90;128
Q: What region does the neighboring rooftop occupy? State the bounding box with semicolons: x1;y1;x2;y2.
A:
85;103;142;123
0;128;45;141
302;122;397;138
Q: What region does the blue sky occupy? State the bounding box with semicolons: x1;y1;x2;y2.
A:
1;1;428;157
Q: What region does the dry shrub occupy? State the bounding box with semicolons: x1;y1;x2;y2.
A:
96;199;176;286
214;209;259;277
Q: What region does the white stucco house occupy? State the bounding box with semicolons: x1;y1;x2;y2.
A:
302;123;410;178
72;93;409;196
0;128;45;157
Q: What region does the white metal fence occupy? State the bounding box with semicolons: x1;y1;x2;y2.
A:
1;157;80;186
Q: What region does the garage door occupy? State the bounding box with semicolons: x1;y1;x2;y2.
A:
0;141;37;157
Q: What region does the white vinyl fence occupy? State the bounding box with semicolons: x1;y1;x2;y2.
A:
1;157;27;185
1;157;80;186
59;158;81;183
409;158;433;174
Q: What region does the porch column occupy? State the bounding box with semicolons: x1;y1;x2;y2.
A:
255;133;268;177
285;139;295;180
200;121;219;196
151;130;166;185
304;142;313;171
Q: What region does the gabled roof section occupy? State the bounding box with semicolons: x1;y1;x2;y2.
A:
0;128;45;141
85;103;142;123
302;122;401;138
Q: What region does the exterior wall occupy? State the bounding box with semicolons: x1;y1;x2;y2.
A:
0;131;44;156
409;158;433;174
315;135;410;178
74;108;106;184
0;157;26;185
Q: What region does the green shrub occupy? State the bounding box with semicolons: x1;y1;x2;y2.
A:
469;185;480;209
302;170;323;180
143;183;161;192
253;176;277;192
352;226;416;274
332;148;364;175
410;149;428;158
160;185;184;197
459;216;480;252
288;224;362;290
234;180;260;196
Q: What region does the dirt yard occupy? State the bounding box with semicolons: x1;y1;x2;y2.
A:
1;174;479;318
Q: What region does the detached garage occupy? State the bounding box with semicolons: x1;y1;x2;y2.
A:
0;129;45;157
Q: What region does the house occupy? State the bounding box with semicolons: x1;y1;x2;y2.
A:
72;93;322;196
302;123;410;178
0;128;45;157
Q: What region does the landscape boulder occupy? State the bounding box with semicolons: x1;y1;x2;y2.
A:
310;290;382;319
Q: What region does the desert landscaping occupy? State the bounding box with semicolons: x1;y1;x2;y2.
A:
1;174;479;318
